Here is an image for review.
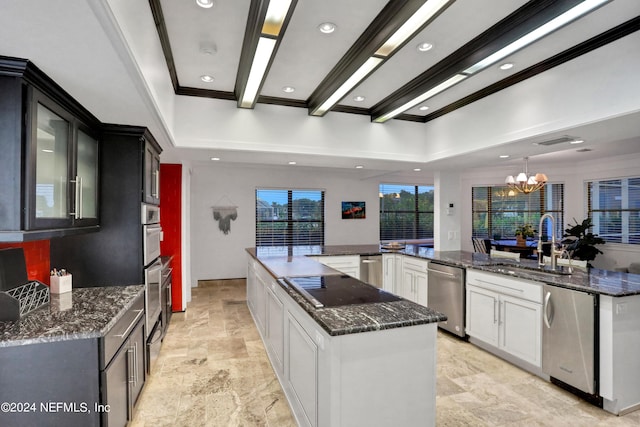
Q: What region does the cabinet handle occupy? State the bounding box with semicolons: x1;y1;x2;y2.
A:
78;176;83;219
69;175;80;219
493;299;497;324
153;170;159;198
128;346;135;384
115;309;144;338
543;291;552;329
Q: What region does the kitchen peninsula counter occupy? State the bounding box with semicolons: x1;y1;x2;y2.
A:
249;245;640;297
0;284;144;347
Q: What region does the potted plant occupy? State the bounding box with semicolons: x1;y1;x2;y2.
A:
515;224;536;246
562;218;605;267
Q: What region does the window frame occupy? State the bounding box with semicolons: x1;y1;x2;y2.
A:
587;176;640;245
471;184;564;240
379;184;434;242
255;188;325;247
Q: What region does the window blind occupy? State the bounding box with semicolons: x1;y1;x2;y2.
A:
379;184;434;241
256;189;325;246
588;177;640;244
472;184;564;239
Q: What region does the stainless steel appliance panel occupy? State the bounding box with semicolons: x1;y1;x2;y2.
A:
360;255;382;288
144;258;162;339
427;262;465;337
542;285;596;394
142;224;161;267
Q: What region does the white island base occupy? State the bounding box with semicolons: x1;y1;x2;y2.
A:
247;259;438;427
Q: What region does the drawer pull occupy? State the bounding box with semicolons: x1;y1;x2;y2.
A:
115;309;144;338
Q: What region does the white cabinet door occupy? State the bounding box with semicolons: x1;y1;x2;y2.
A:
401;268;415;301
414;269;428;307
253;272;267;335
466;284;499;347
501;294;542;367
266;285;285;374
382;254;396;293
287;314;318;427
315;255;360;279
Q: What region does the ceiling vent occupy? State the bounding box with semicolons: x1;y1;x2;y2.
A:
533;136;576;146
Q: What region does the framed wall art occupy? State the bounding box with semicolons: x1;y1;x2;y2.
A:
341;201;366;219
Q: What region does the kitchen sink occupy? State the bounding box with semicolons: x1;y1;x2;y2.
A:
490;262;573;276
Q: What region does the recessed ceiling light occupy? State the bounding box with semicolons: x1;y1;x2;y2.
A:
413;168;422;172
499;155;510;158
42;149;54;153
288;161;297;165
355;165;364;169
210;157;220;161
353;95;365;102
200;75;214;83
419;105;429;111
499;62;514;70
196;0;214;9
282;86;295;93
318;22;336;34
416;42;433;52
570;139;584;144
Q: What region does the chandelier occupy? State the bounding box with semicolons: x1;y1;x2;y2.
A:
505;157;547;194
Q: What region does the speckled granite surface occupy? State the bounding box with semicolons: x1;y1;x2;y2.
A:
248;245;640;297
277;277;445;336
0;285;144;347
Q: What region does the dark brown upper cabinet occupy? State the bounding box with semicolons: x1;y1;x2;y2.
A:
0;56;101;242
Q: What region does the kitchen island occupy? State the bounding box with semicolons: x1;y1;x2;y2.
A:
246;250;446;427
249;244;640;418
0;285;145;427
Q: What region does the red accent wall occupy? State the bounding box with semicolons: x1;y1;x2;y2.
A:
0;240;51;285
160;163;183;311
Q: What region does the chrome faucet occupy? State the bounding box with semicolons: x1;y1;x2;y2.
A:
538;213;560;269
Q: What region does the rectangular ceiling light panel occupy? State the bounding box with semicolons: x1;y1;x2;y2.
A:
313;57;384;115
374;73;467;122
262;0;293;36
375;0;453;57
241;37;277;108
464;0;610;74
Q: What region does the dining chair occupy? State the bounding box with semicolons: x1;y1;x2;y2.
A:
472;237;487;254
490;249;521;260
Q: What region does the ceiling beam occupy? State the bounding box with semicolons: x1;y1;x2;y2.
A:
307;0;455;117
370;0;607;122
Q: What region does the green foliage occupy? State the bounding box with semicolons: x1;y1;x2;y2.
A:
515;223;536;238
562;218;605;264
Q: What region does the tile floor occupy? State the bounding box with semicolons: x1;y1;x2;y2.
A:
131;279;640;426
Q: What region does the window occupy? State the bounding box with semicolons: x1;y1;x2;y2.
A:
472;184;564;240
588;177;640;244
255;189;325;246
379;184;434;241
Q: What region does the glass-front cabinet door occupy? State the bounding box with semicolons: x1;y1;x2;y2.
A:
28;89;99;229
34;103;70;222
75;128;99;223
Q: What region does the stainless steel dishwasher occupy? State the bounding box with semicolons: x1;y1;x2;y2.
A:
542;285;597;396
427;262;466;337
360;255;383;288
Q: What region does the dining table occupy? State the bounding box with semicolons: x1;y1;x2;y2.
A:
491;239;539;259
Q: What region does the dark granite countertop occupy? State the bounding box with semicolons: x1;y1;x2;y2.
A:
247;244;640;297
247;248;446;336
0;285;144;348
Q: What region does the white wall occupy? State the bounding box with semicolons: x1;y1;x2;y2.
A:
189;163;385;283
